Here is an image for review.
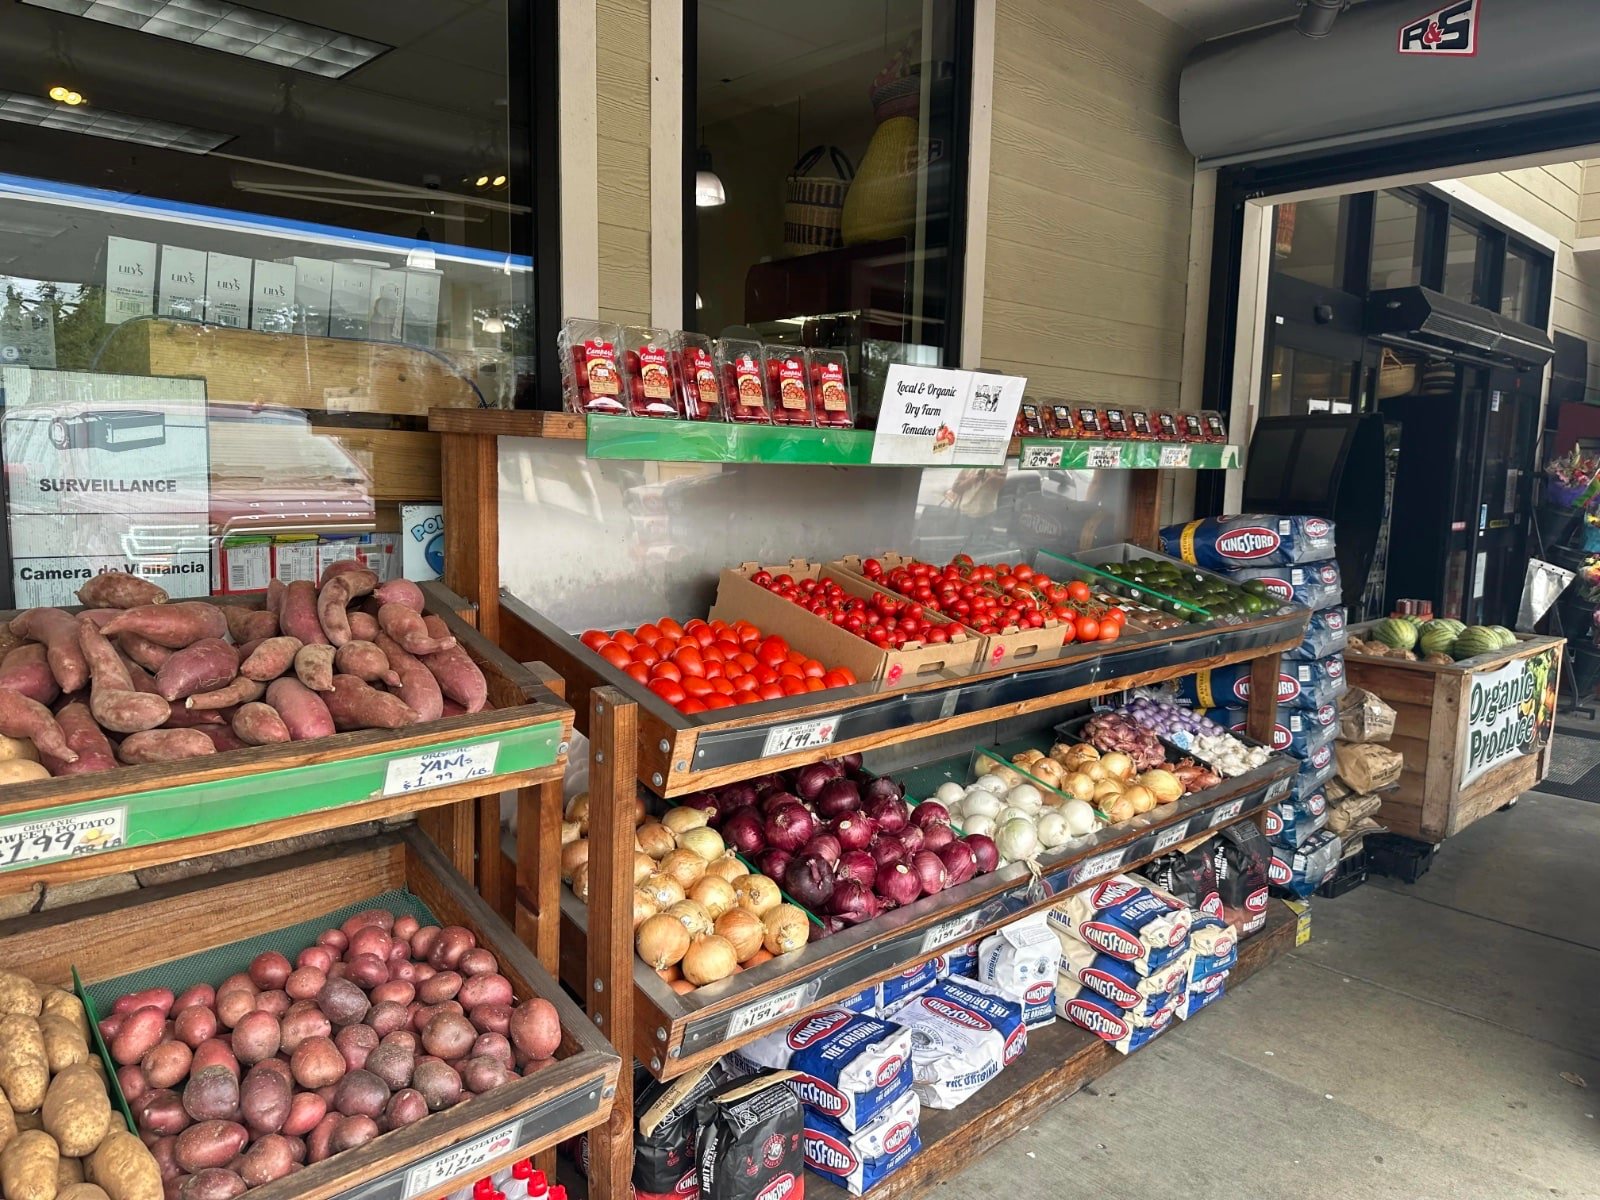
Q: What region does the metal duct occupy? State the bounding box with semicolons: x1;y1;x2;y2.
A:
1181;0;1600;165
1366;287;1556;368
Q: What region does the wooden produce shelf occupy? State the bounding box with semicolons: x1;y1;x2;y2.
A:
0;827;620;1200
804;900;1300;1200
502;590;1307;798
0;582;572;895
558;755;1293;1081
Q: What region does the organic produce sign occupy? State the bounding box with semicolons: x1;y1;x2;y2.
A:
1460;647;1557;788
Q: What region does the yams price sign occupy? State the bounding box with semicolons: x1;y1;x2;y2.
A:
383;742;500;796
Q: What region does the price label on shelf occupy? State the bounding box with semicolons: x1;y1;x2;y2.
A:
1208;798;1246;828
727;984;811;1037
402;1120;521;1198
762;717;837;758
0;806;126;872
383;742;500;796
1159;444;1193;468
921;911;982;954
1266;778;1291;802
1078;847;1125;882
1153;820;1191;854
1021;444;1063;470
1084;444;1123;469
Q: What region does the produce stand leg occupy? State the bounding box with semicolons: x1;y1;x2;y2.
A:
1127;468;1163;549
1247;652;1282;744
584;688;637;1199
442;429;502;642
517;776;565;973
416;804;476;885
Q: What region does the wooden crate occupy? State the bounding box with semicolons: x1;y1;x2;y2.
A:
0;828;619;1200
1344;631;1563;842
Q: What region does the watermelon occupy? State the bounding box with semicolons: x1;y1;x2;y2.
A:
1399;614;1427;631
1451;627;1502;660
1419;624;1458;656
1431;618;1466;638
1371;618;1418;651
1489;625;1517;647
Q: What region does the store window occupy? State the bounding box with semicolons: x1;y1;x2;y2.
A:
1272;197;1349;290
1501;244;1546;326
1265;344;1355;418
1369;191;1426;290
0;1;544;607
686;0;970;423
1443;218;1487;306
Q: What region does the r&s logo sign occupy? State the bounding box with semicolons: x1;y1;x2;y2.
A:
1398;0;1479;56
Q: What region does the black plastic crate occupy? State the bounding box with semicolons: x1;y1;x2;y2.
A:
1317;847;1369;897
1365;833;1436;884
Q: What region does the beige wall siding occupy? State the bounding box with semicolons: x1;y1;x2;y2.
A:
596;0;653;324
979;0;1196;409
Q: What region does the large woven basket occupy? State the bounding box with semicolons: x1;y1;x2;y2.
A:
784;145;854;256
1376;348;1418;399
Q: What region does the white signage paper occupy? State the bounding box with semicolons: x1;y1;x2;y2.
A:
872;365;972;465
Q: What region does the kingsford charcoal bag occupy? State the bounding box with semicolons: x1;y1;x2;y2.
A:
737;1008;913;1133
1220;561;1342;609
1161;514;1337;569
1287;606;1348;661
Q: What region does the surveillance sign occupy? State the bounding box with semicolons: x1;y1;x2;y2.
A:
3;369;212;606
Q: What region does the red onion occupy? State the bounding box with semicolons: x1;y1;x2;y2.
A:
863;776;905;806
875;862;921;907
910;801;951;829
755;848;792;880
920;823;956;853
802;834;841;865
815;778;862;819
939;841;978;886
910;850;947;897
963;834;999;874
828;878;876;922
819;915;846;936
835;850;877;888
864;795;909;834
832;817;875;852
765;803;816;852
721;808;766;855
840;752;864;771
719;782;759;812
784;855;836;911
793;762;838;802
681;792;720;818
760;789;804;816
869;836;904;867
897;825;925;855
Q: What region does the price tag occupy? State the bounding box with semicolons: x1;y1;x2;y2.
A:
1153;821;1191;853
1266;778;1291;802
402;1119;521;1197
1021;444;1063;469
1208;798;1246;828
1084;444;1123;469
727;985;810;1037
1159;444;1192;468
762;717;837;757
0;806;126;871
1078;847;1125;882
383;742;500;796
920;911;982;954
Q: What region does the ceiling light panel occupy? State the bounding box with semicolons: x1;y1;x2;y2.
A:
0;90;230;152
20;0;390;79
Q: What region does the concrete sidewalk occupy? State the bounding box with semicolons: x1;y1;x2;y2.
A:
948;793;1600;1199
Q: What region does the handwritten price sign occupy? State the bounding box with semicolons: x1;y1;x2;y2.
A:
1021;444;1063;470
1078;847;1125;882
762;718;837;757
383;742;500;796
727;985;811;1036
1153;820;1191;854
921;911;982;954
402;1120;521;1197
1159;445;1192;468
0;807;126;872
1084;444;1123;469
1208;798;1246;828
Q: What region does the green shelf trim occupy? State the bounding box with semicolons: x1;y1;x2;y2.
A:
1016;440;1240;470
0;720;563;875
584;415;1001;467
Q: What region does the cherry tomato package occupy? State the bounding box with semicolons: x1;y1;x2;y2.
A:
559;317;629;414
717;337;773;424
806;348;854;429
1200;410;1228;442
1127;408;1155;440
1015;402;1045;438
1153;410;1182;441
766;346;815;426
1039;403;1079;439
696;1072;806;1200
622;326;684;418
676;331;724;420
1099;406;1131;439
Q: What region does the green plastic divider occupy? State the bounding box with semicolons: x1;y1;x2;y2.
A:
1016;440;1240;471
75;966;137;1134
0;720;562;876
585;414;1002;467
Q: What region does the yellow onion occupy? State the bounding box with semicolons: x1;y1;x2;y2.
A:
560;840;589;884
1084;761;1109;782
1139;770;1183;804
636;914;690;969
640;872;686;908
1010;749;1044;766
570;861;590;902
666;899;713;937
633;852;655;884
662;807;709;836
1063;773;1096;801
560;820;582;846
659;848;708;890
762;904;810;955
681;934;739;985
636;821;677;860
1100;752;1135;782
678;826;725;863
1031;758;1065;787
704;854;749;884
734;874;782;917
564;792;589;831
633;796;648;826
632;890;659;929
1059;744;1100;771
690;875;736;919
715;908;766;961
1107;796;1135;822
1123;785;1156;814
1093;779;1124;803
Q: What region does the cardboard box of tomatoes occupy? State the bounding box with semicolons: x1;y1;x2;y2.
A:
709;561;984;686
827;553;1068;670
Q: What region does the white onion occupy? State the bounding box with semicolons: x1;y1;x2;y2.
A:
1005;784;1043;813
963;813;997;837
999;805;1034;826
1061;798;1098;837
935;781;966;805
973;774;1009;796
1036;811;1071;849
995;818;1039;863
962;792;1003;819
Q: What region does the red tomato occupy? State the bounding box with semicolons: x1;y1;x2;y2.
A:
800;659;826;679
1097;623;1121;642
629;644;660;668
729;673;758;693
730;690;761;706
1060;623;1077;645
803;676;826;692
710;678;735;696
863;557;884;578
682;676;714;697
611;630;639;651
758;682;785;701
624;662;651;684
778;661;805;680
734;652;760;673
650;661;682;683
598;644;630;669
1076;617;1101;641
780;677;807;696
702;660;725;680
636;622;662;644
673;648;705;678
691;626;717;649
657;618;684;639
702;693;733;709
836;667;858;685
1066;580;1091;603
648;678;686;704
579;630;610;651
756;637;789;666
714;639;742;659
821;670;851;689
925;625;949;644
677;697;708;714
752;664;778;685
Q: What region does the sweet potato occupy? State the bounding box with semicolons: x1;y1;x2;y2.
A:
2;1128;59;1200
43;1062;112;1156
78;572;168;610
155;639;238;702
377;604;454;656
42;702;117;776
419;617;488;712
333;640;399;687
346;612;380;642
293;644;335;693
0;644;58;705
316;570;377;647
0;692;72;766
237;637;300;683
183;676;262;712
218;606;276;645
223;703;286;748
81;619;170;735
374;633;443;722
325;675;416;732
277;582;327;647
173;1121;247;1174
371;579;425;613
118;730;216;765
264;679;333;741
317;560;367;586
87;1129;163;1200
116;632;172;673
10;607;89;692
194;727;246;754
101;604;228;650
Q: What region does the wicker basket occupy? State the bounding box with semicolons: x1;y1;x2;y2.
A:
1376;348;1418;399
784;146;853;256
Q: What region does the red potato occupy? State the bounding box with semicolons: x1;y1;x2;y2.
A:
415;972;460;1006
372;579;425;613
293;644;335;693
296;945;334;973
284;968;325;1002
458;948;498;977
508;998;562;1060
370;981;413;1008
113;1005;169;1065
119;729;216;765
347;925;390;959
411;1060;461;1111
383;1088;427;1131
195;727;247;754
0;684;76;762
238;1134;296;1187
174;1121;249;1174
118;630;174;673
428;927;476;970
119;1063;151;1104
238;637;301;683
174;984;214;1013
363;1043;413;1091
316;570;378;647
137;1089;192;1137
230;1011;279;1065
0;643;58;705
181;1068;240;1125
41;701;118;776
256;989;289;1017
334;1024;379;1072
457;974;512;1012
373;632;443;723
469;1032;513;1068
386;938;411;964
319;927;351;951
248;952;292;990
331;1115;380;1153
174;1007;216;1049
281;1092;326;1139
290;1037;346;1089
180;1167;247;1200
278;1003;331;1054
156;638;239;701
190;1040;239;1079
78;571;169;609
229;703;290;747
377;603;455;656
9;606;90;691
419;617;488;712
215;987;258;1030
458;1055;507;1095
421;1012;476;1060
341;909;394;936
305;1113;339;1164
344;954;388;990
99;1013;125;1041
379;1030;418;1054
411;1002;462;1034
143;1040;193;1088
393;915;420;941
409;926;441;960
278;582;328;647
148;1133;182;1181
218;605;277;645
102;603;229;649
325;674;416;731
367;1002;411;1039
184;676;263;711
334;640;399;687
264;678;334;741
469;1005;512;1037
390;960;419;984
332;1068;389;1119
317;977;369;1027
239;1065;292;1137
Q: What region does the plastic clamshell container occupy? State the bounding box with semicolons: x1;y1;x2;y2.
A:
1039;403;1079;439
1099;406;1132;439
621;326;683;418
764;345;815;427
1179;411;1206;441
717;337;772;424
1153;410;1182;442
1200;410;1228;443
1126;409;1155;440
1070;404;1108;438
559;317;629;415
806;347;855;429
675;331;724;420
1015;401;1046;438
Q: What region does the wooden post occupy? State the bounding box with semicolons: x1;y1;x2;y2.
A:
1246;652;1282;744
441;431;502;642
584;688;637;1199
517;776;566;973
1125;469;1164;549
